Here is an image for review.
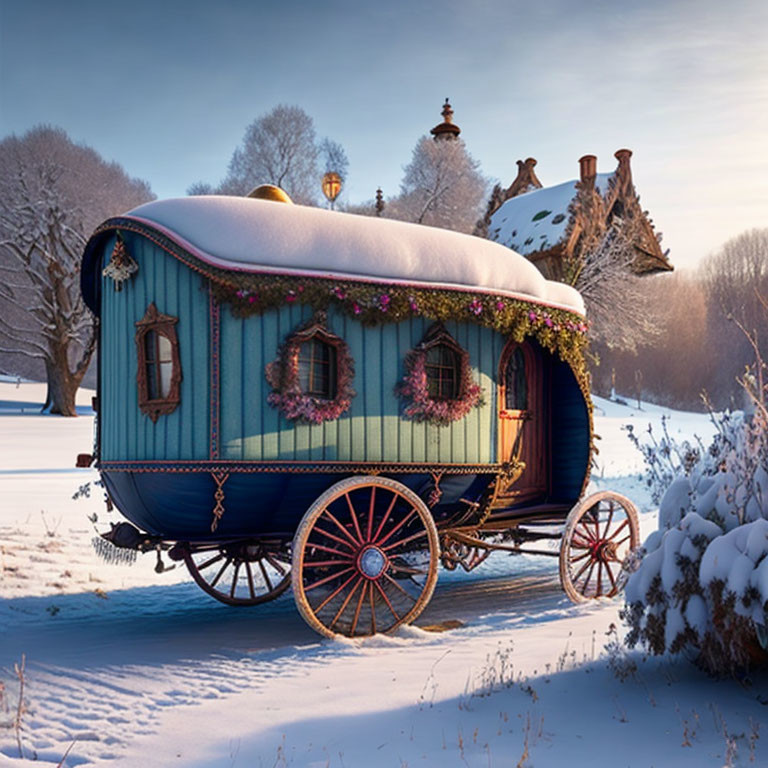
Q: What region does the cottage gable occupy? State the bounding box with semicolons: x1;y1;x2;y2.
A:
481;150;672;281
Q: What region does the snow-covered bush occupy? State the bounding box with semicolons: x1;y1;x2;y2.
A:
624;372;768;674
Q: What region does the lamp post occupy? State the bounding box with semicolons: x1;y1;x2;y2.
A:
322;171;342;210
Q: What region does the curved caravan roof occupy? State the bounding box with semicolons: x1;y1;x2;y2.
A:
82;196;585;315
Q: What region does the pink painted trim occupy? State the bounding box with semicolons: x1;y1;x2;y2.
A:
122;215;586;317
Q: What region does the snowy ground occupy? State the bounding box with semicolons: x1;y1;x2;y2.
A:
1;382;765;767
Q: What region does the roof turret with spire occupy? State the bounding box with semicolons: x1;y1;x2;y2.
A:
430;98;461;141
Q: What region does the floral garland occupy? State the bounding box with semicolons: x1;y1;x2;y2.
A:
264;315;355;425
396;343;485;426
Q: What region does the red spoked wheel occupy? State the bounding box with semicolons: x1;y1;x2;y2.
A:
559;491;640;603
177;540;291;606
292;476;440;638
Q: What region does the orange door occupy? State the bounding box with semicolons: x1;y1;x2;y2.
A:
498;341;546;501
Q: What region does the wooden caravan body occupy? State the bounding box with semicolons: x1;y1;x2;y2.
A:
81;195;635;636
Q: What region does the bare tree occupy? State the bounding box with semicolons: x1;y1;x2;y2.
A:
217;105;320;204
0;126;153;415
699;228;768;405
319;138;349;183
572;221;663;353
388;136;487;234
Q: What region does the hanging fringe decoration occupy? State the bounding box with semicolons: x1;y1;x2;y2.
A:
102;231;138;291
210;471;230;532
91;535;138;566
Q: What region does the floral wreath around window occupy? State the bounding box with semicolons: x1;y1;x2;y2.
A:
265;311;355;424
396;323;484;426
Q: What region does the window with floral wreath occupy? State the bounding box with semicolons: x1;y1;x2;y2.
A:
265;311;355;424
135;303;181;422
396;323;484;426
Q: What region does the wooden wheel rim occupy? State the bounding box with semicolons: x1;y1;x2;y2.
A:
182;541;292;606
292;476;440;639
559;491;640;603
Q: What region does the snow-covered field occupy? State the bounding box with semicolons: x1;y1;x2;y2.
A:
1;382;765;767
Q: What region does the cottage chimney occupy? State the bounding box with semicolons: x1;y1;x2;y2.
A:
505;157;542;198
614;148;633;183
579;155;597;185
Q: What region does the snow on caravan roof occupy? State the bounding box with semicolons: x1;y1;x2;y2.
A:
121;196;585;315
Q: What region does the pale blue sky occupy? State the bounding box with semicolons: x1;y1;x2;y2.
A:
1;0;766;268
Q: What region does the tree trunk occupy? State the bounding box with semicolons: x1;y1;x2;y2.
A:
43;329;95;417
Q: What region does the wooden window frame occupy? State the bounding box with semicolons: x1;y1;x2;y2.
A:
396;322;484;425
422;330;464;402
265;311;356;424
135;302;181;423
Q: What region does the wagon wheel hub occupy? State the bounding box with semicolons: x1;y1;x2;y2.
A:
591;539;619;563
357;545;388;580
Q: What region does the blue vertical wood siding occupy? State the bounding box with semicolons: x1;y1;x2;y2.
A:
219;306;500;464
100;233;210;461
99;233;507;466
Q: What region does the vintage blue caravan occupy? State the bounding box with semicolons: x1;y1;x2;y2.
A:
80;189;639;637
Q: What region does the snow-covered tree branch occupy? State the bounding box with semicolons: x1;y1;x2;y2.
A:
0;126;153;415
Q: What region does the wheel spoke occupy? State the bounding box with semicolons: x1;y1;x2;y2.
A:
382;572;418;603
330;577;364;629
303;558;354;568
369;581;377;634
576;520;596;543
381;528;428;552
603;502;614;540
372;492;399;543
350;578;367;636
388;562;427;576
305;566;355;592
374;580;401;622
579;560;597;593
606;519;629;542
210;557;232;588
257;557;274;593
605;561;618;592
246;561;256;599
312;525;357;551
596;561;603;597
230;561;241;598
571;553;594;585
315;571;359;613
344;493;365;544
195;553;225;572
569;550;591;564
366;486;376;542
377;508;418;548
264;553;288;575
321;509;360;548
305;541;355;560
612;534;632;549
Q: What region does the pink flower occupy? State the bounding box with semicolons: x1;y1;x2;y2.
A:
352;302;362;315
528;311;538;322
333;286;347;300
236;289;245;299
469;298;483;315
286;291;297;303
379;294;390;312
248;295;257;304
496;301;505;312
409;296;419;313
544;316;553;328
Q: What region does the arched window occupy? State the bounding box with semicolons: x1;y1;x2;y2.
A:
504;347;527;411
425;344;459;400
297;337;337;399
396;322;484;425
265;311;355;424
135;303;181;422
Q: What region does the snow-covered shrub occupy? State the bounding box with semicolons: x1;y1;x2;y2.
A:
624;379;768;674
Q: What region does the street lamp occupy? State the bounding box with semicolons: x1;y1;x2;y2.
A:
322;171;342;210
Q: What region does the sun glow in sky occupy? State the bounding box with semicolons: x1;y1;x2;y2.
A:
1;0;766;269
